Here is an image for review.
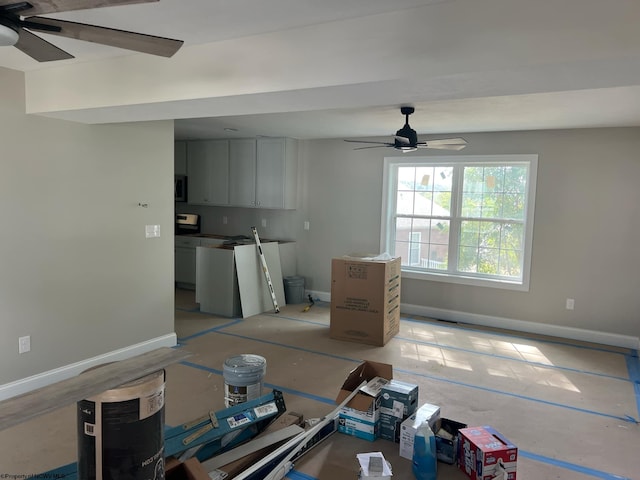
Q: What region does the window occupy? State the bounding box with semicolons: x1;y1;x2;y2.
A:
381;155;537;290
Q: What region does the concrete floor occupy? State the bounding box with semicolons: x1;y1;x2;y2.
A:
1;288;638;479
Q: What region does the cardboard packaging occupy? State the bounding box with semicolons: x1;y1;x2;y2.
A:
379;380;419;442
434;418;468;464
330;255;401;346
398;403;441;460
336;361;393;441
165;457;210;480
458;426;517;480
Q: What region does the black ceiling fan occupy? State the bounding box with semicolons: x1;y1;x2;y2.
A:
345;106;467;153
0;0;183;62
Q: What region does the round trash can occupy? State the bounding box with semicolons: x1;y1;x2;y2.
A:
283;276;305;304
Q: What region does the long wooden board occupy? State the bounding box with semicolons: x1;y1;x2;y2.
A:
0;347;191;431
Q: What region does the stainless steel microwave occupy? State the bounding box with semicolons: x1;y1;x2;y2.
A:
174;175;187;202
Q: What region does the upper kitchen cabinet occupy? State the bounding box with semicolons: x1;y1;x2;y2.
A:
229;137;298;209
229;139;258;208
256;137;298;209
187;140;230;206
174;141;188;175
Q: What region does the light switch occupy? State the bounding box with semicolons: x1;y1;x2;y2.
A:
145;225;161;238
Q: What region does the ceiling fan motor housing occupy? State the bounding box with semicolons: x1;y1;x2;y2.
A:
395;125;418;148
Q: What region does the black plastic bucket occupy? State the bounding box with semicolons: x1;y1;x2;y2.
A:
77;369;165;480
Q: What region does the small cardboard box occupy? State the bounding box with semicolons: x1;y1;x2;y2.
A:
398;402;441;460
434;418;467;465
165;457;210;480
458;426;517;480
336;361;393;441
330;255;401;346
379;380;419;442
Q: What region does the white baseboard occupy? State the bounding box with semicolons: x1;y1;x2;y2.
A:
309;290;639;350
0;333;177;402
403;304;639;350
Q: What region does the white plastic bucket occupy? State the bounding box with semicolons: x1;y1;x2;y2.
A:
77;369;165;480
223;354;267;407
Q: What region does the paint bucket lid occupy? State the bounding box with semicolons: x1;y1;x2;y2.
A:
223;354;266;379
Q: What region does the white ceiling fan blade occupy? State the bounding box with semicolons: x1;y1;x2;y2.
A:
417;143;467;151
424;137;467;146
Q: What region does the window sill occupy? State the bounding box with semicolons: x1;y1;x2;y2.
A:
401;268;530;292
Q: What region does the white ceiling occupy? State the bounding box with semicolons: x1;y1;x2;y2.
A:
2;0;640;140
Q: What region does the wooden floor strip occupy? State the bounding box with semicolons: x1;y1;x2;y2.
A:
0;347;192;431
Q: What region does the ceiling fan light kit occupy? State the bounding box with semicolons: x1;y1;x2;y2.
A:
344;106;468;153
0;0;183;62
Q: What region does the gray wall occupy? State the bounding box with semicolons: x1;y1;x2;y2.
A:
297;129;640;341
0;67;176;388
180;129;640;342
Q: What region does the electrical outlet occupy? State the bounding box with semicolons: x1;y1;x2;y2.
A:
304;221;310;231
222;216;228;225
18;335;30;354
566;298;575;310
261;218;267;228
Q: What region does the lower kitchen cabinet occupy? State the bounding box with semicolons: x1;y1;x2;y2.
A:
175;236;201;288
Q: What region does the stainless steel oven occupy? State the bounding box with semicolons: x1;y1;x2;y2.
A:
175;213;200;235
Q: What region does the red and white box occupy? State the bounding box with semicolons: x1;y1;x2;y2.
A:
458;426;517;480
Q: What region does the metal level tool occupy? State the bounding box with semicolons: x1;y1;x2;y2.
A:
251;226;280;313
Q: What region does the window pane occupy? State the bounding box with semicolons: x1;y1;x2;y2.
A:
398;167;418;190
501;223;523;251
502;193;525;220
460;221;479;247
397;191;416;215
478;248;499;274
479;221;501;248
458;246;478;273
499;249;522;277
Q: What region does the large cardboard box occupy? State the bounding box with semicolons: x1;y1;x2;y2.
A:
458;426;518;480
336;361;393;441
330;255;401;346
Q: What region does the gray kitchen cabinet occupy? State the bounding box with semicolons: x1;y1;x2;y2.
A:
256;137;298;209
174;140;187;175
187;140;229;205
175;236;201;288
229;137;298;209
229;139;258;207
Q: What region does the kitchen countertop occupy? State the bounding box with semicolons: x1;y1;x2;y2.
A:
176;232;290;250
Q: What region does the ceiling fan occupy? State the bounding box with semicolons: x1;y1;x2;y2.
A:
345;106;467;153
0;0;183;62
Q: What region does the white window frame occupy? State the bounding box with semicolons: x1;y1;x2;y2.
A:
381;154;538;291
